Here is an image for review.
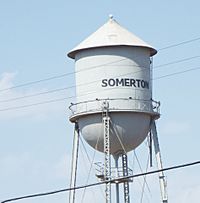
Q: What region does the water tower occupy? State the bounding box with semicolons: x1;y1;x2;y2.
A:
68;16;168;203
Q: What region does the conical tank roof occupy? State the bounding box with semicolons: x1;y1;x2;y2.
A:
68;16;157;59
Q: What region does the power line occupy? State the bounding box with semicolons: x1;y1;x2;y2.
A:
154;55;200;69
0;73;69;93
0;59;127;93
0;87;71;103
0;97;71;112
0;34;200;93
1;160;200;203
154;66;200;80
158;37;200;51
1;55;200;103
0;65;200;112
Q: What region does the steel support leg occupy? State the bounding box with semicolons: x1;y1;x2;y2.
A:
103;110;111;203
151;121;168;203
122;154;130;203
149;131;153;167
69;122;80;203
114;155;120;203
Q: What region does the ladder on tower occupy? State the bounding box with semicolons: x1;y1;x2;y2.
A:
102;101;111;203
122;153;130;203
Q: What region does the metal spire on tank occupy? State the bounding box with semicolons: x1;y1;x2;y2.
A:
109;14;113;20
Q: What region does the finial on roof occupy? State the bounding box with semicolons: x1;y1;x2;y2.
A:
109;14;113;20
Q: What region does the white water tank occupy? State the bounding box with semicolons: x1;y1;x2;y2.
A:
68;17;159;155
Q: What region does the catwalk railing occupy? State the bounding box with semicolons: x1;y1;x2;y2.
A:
69;98;160;116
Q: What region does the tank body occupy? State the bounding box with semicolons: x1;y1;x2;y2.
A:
75;46;151;110
68;18;159;155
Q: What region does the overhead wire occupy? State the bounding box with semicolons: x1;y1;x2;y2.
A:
1;160;200;203
158;37;200;51
154;55;200;69
1;34;200;93
1;54;200;104
1;38;200;112
0;65;200;112
0;86;71;103
0;97;71;112
0;73;69;93
0;58;128;93
154;66;200;80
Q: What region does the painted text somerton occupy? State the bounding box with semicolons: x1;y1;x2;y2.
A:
101;78;149;89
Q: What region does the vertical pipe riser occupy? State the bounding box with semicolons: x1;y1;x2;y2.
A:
114;156;120;203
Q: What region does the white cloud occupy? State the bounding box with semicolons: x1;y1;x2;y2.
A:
0;72;69;120
0;72;16;90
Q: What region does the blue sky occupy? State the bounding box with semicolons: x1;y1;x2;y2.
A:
0;0;200;202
